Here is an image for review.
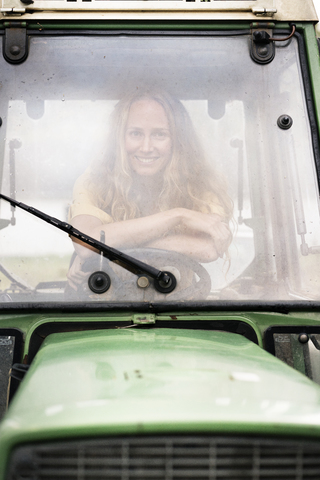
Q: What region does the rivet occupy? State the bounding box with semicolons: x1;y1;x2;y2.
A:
298;333;309;344
257;46;268;56
10;46;21;56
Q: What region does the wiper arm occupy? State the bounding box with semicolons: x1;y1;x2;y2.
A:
0;194;176;293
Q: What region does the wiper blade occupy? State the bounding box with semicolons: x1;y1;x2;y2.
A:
0;194;176;293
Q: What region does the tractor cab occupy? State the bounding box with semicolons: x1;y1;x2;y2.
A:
2;2;320;479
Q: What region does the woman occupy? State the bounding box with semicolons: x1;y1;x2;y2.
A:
68;90;232;290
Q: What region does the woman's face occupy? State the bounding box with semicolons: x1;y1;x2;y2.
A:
125;98;173;176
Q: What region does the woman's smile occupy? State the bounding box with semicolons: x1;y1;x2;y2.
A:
135;156;159;164
125;98;172;176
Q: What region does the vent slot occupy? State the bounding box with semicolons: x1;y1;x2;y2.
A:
7;436;320;480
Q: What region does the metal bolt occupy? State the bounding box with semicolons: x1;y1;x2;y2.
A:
257;46;268;57
10;46;21;56
277;114;293;130
298;333;309;344
94;276;104;288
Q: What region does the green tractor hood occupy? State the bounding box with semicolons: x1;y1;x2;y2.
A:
1;328;320;466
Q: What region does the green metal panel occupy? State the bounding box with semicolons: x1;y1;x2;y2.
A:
1;328;320;477
3;311;320;356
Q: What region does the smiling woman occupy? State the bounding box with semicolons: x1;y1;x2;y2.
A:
67;90;233;294
125;98;172;176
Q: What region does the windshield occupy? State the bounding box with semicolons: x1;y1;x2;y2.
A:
0;32;320;305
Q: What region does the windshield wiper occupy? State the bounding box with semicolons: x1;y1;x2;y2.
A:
0;194;176;294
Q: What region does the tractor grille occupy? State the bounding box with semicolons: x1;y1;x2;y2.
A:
6;436;320;480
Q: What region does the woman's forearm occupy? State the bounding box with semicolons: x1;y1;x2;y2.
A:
148;234;220;262
71;210;181;257
71;208;231;260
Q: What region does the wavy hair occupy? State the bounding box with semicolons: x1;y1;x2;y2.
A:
87;90;233;223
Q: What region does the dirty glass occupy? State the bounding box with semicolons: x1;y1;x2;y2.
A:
0;336;14;419
274;333;320;385
0;34;319;304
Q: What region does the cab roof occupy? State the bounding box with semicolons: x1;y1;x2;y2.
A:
0;0;318;22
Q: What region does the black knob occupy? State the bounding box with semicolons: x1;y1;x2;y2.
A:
154;271;177;294
88;271;111;294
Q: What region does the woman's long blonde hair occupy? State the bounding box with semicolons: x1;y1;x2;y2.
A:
87;89;233;223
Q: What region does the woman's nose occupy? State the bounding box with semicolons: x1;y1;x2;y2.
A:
140;135;153;152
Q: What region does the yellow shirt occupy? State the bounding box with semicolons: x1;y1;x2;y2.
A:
69;172;113;225
69;171;225;224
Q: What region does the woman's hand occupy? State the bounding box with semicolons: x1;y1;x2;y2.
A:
175;209;231;257
148;209;231;262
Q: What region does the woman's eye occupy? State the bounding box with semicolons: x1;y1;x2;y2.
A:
153;131;167;139
129;130;142;138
